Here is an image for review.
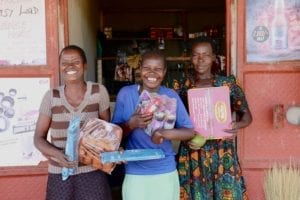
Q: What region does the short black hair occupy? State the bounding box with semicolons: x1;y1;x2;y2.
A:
141;50;167;69
189;37;226;76
189;36;219;55
59;45;87;64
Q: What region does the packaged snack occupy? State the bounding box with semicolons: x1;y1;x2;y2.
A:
62;117;80;181
78;118;122;174
137;90;177;136
100;149;165;164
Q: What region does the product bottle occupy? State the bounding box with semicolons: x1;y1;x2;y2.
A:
158;37;165;50
271;0;288;49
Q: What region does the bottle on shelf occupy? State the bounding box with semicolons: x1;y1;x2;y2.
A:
158;37;165;50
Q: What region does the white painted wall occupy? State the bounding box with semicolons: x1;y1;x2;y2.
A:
68;0;100;81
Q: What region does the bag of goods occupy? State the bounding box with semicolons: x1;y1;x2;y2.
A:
79;118;122;174
137;90;177;136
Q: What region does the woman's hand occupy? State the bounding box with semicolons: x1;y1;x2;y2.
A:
121;107;153;137
128;107;153;129
223;121;239;137
188;142;203;150
223;109;253;138
49;150;76;168
115;147;127;165
151;129;164;144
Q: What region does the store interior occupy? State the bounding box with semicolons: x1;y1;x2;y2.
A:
95;0;226;100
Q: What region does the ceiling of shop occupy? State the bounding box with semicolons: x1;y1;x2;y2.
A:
99;0;225;12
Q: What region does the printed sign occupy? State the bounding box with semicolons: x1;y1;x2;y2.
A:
246;0;300;62
0;77;49;166
0;0;46;65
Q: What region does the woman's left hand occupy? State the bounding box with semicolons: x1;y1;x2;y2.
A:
115;147;127;164
223;121;239;137
151;130;164;144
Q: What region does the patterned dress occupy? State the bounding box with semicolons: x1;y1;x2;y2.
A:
177;75;249;200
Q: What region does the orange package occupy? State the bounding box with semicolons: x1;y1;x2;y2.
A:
78;118;122;174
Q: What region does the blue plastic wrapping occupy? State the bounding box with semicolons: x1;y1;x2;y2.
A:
100;149;165;164
62;117;81;181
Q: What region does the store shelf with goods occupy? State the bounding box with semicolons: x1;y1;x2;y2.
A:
97;8;225;99
100;56;189;62
101;8;188;40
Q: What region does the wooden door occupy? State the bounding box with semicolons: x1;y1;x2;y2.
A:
236;0;300;199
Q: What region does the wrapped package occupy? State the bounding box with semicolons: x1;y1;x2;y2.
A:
101;149;165;163
62;117;80;181
79;118;122;174
137;90;177;136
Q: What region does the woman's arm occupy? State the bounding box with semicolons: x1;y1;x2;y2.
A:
99;107;111;122
34;113;74;168
235;107;253;129
151;128;195;144
224;107;253;134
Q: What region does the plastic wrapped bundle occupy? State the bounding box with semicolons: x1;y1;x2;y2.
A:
101;149;165;164
79;118;122;174
137;90;177;136
62;117;80;181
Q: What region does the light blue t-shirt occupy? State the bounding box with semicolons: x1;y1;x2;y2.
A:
112;84;193;175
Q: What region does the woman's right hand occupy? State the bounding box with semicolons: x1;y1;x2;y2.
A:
49;150;76;168
128;107;153;129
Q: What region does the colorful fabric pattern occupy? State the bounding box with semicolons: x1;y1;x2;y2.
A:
177;75;249;200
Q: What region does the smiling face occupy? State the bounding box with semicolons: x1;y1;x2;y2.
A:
60;49;86;83
140;52;167;93
191;42;216;78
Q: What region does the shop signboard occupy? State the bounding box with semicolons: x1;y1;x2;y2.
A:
0;0;46;65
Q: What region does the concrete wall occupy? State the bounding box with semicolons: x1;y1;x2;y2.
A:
68;0;100;81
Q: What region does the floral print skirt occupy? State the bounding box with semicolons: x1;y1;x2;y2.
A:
178;139;249;200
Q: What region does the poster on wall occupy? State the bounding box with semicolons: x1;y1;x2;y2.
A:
0;78;49;166
0;0;46;65
246;0;300;62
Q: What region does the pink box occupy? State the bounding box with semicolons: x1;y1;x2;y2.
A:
187;86;232;139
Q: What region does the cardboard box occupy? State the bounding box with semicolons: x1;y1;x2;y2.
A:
187;86;232;139
149;27;174;39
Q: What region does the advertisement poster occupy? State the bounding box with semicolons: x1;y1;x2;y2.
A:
187;86;232;139
0;0;46;65
246;0;300;62
0;78;49;166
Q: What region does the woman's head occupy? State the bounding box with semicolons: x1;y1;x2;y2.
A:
59;45;87;82
140;50;167;92
59;45;87;64
190;37;217;77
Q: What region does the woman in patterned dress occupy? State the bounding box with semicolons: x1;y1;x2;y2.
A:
177;37;252;200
